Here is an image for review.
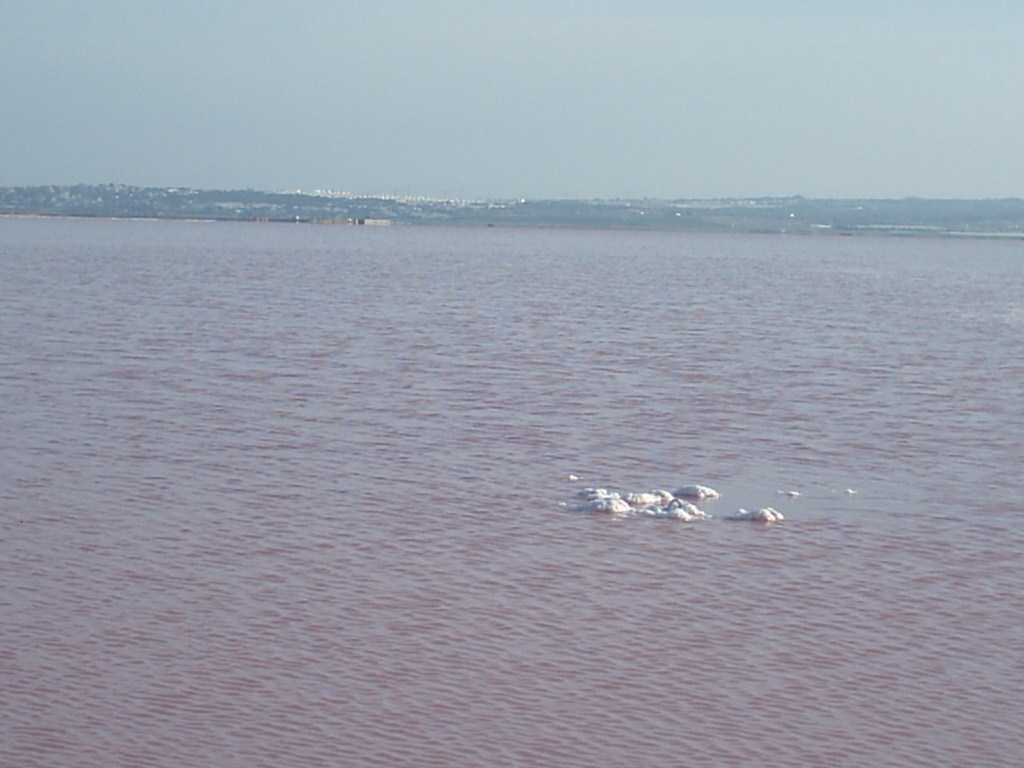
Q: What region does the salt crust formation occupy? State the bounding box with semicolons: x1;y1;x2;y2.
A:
567;482;800;523
731;507;785;523
574;487;710;521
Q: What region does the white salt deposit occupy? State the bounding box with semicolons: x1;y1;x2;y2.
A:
672;485;720;501
573;484;715;521
731;507;785;523
576;495;632;515
624;490;675;507
565;480;836;524
643;498;708;521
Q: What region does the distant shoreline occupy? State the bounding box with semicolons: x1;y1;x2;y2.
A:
3;184;1024;239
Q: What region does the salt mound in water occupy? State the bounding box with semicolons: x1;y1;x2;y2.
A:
575;493;632;515
642;498;707;521
731;507;785;523
673;484;720;501
573;486;715;521
624;490;674;507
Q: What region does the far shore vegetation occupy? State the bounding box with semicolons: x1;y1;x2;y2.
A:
3;184;1024;238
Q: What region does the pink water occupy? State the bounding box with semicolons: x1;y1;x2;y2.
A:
2;217;1023;766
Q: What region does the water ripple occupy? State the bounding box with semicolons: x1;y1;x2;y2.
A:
2;220;1023;766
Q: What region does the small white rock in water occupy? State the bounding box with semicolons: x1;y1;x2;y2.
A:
568;474;580;482
673;484;720;501
845;488;857;495
777;489;800;498
732;507;784;523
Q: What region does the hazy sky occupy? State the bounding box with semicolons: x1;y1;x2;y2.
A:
3;1;1022;199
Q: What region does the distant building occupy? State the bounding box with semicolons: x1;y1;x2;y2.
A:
314;217;391;226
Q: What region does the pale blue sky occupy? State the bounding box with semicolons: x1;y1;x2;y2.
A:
2;1;1022;199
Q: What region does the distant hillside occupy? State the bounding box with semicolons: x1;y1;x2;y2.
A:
3;183;1024;237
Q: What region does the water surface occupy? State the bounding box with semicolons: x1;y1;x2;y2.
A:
2;218;1022;766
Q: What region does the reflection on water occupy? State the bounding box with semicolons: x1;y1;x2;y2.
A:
2;218;1023;767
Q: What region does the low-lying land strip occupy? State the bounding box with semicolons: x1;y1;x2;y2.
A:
3;184;1023;237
